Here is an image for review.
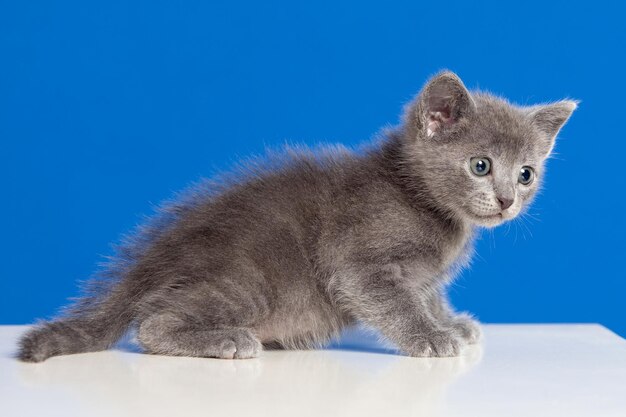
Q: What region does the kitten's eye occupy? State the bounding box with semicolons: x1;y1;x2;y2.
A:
470;157;491;176
518;166;534;185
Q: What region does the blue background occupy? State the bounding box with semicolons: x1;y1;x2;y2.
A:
2;1;625;336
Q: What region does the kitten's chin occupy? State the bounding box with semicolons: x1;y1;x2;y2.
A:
465;212;506;228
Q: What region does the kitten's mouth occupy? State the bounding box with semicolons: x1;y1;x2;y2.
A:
477;213;502;219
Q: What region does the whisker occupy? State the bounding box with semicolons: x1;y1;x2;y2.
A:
518;215;534;239
504;221;511;236
523;211;542;222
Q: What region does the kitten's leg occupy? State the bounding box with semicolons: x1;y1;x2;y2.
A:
137;313;262;359
136;275;269;359
338;268;463;357
427;291;482;344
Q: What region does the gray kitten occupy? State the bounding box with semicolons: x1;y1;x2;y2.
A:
17;71;576;362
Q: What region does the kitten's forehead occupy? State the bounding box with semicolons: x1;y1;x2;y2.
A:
470;93;538;162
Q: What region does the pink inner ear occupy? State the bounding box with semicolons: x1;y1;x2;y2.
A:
426;109;452;137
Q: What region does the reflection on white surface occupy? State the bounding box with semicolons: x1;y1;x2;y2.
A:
2;325;625;417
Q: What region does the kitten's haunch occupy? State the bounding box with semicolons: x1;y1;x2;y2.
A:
18;71;576;362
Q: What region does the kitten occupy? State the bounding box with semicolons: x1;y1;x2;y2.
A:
17;71;576;362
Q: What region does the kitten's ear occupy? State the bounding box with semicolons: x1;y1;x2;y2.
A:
415;71;476;137
527;100;578;157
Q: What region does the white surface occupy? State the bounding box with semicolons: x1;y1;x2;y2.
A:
1;324;625;417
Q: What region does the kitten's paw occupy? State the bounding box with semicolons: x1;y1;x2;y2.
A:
211;329;262;359
408;330;462;357
452;315;482;345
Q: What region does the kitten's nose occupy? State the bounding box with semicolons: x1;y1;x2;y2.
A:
497;197;514;210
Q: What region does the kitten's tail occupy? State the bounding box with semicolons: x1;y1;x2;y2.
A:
17;283;136;363
17;184;183;363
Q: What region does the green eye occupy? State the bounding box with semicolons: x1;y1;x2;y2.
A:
519;166;534;185
470;157;491;176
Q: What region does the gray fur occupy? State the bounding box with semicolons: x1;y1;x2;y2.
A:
17;71;576;362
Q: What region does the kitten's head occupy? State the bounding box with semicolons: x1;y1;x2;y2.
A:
402;71;577;228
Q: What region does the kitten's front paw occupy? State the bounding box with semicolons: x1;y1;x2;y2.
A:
407;330;462;357
452;315;482;345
